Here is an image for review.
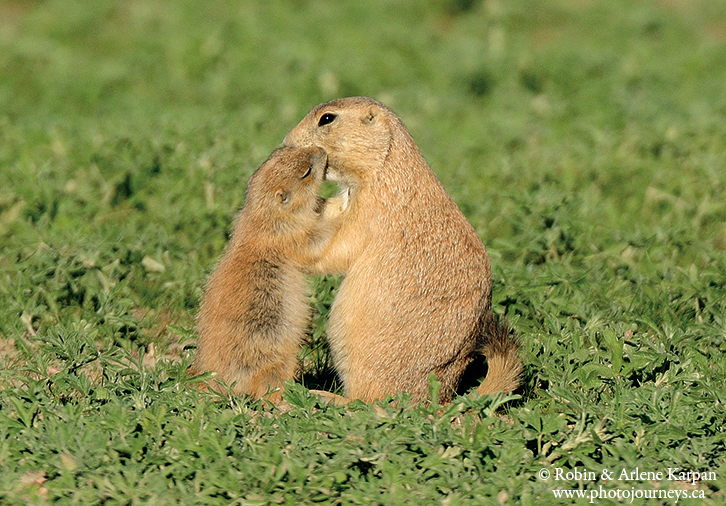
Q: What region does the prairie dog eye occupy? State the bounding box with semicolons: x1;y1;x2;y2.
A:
300;164;312;179
318;113;337;126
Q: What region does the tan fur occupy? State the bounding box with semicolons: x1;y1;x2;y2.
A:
192;147;332;402
284;97;522;403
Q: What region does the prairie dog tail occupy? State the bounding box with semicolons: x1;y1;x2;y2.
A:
476;313;522;396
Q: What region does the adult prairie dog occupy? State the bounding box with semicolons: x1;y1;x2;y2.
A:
284;97;521;403
193;147;331;402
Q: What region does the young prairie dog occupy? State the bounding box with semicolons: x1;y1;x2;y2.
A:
192;147;331;402
284;97;522;404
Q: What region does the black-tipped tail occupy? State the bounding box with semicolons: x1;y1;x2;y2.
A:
476;313;522;395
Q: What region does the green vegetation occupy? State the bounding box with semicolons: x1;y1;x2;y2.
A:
2;0;726;503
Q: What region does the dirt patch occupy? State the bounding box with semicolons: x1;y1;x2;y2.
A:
0;1;33;34
0;337;18;364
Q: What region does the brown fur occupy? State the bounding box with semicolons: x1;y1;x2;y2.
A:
192;147;332;402
284;97;522;403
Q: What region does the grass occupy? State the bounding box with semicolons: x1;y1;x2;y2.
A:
1;0;726;504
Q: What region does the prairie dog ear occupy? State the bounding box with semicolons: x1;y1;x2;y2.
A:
276;190;290;205
363;105;379;124
308;147;327;169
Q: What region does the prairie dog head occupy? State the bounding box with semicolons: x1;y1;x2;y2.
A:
244;146;327;230
283;97;393;192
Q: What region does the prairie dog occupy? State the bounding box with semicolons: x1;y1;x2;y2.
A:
192;147;331;402
284;97;521;403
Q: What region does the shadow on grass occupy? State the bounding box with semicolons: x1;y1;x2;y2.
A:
299;367;344;396
458;355;538;408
